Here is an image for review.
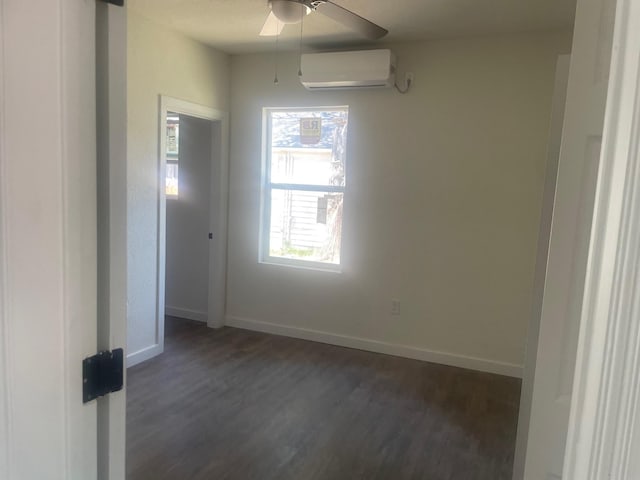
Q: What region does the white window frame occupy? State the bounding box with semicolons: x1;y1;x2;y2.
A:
260;106;349;272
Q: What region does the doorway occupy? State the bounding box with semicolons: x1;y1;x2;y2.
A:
145;97;229;366
164;111;214;325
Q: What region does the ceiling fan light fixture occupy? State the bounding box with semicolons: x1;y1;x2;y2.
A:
269;0;310;24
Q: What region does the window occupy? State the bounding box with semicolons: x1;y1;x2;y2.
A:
261;107;349;270
165;113;179;197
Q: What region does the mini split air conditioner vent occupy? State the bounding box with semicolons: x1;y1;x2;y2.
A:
300;49;396;90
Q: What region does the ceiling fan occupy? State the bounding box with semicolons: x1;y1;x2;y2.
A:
259;0;388;40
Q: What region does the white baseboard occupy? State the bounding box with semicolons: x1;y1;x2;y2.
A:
165;306;207;323
225;315;523;378
127;343;163;368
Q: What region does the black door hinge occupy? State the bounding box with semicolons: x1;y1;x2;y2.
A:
209;233;213;239
101;0;124;6
82;348;124;403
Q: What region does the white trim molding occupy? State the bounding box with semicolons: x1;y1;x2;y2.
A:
126;344;163;368
225;316;523;378
563;0;640;478
165;306;207;323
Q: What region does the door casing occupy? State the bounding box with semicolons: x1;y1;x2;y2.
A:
136;95;230;368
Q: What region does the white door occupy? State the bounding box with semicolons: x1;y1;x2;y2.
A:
523;0;617;477
0;0;100;479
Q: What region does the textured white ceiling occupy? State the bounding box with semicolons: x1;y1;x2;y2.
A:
128;0;576;54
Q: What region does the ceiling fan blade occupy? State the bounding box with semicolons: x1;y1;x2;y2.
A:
315;1;388;40
259;11;285;36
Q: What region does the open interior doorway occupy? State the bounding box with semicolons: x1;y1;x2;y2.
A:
126;96;229;368
164;111;214;324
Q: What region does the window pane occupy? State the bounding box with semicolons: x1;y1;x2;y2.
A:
166;163;179;196
166;112;179;197
269;189;343;265
270;110;347;187
166;113;179;155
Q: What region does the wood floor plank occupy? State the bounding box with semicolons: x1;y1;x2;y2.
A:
126;316;521;480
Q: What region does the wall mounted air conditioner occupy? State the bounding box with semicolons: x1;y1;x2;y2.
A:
300;49;396;90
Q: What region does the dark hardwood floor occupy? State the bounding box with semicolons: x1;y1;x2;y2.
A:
127;316;521;480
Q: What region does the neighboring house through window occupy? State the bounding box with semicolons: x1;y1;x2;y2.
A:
166;113;180;197
261;107;349;271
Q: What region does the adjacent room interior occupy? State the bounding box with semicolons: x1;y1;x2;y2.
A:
123;0;577;478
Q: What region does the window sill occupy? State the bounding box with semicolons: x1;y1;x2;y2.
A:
260;257;342;274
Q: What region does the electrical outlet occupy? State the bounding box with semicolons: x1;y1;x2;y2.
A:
391;299;401;316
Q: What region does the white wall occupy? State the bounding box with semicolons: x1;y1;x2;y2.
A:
127;10;229;363
165;115;213;321
226;31;572;376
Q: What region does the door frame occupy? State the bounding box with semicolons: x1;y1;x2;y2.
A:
157;96;230;345
562;0;640;477
512;53;571;479
96;2;127;479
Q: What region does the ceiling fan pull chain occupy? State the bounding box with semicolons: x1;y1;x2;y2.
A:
298;9;305;76
274;21;280;85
